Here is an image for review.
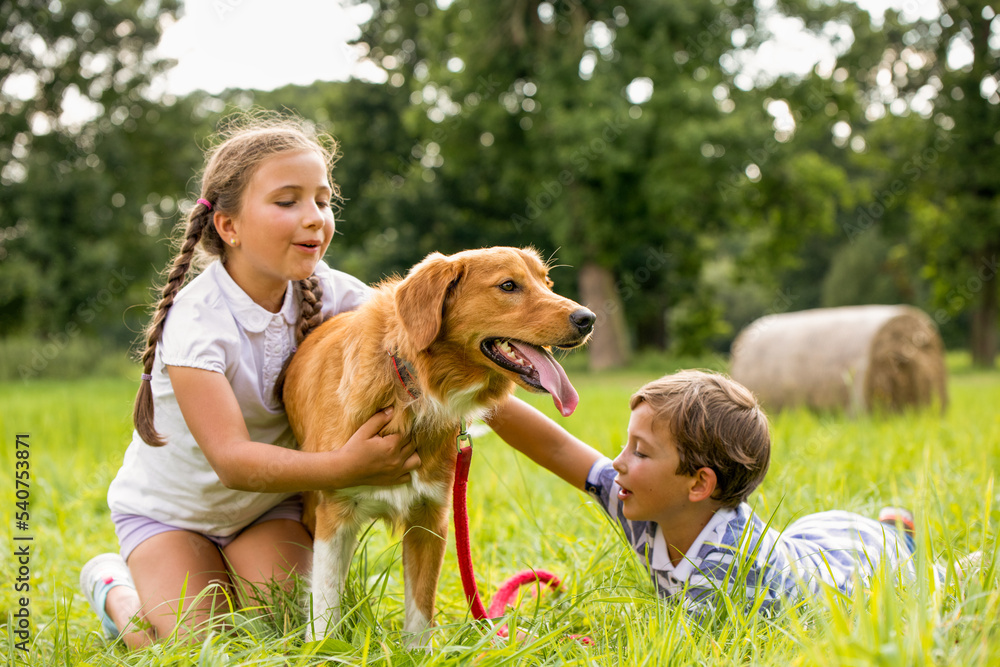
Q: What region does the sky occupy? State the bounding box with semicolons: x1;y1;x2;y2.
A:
152;0;945;97
153;0;376;95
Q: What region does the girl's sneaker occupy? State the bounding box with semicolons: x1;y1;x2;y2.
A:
80;553;134;640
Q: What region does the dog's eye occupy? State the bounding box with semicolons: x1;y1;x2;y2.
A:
498;280;518;292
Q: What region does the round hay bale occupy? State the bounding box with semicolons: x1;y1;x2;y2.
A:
730;305;948;414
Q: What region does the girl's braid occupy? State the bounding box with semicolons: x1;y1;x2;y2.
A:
273;273;326;405
132;207;213;446
295;273;325;346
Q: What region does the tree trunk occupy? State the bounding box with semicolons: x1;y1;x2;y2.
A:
578;262;630;371
970;278;998;368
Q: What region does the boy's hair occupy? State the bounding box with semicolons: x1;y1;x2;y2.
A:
629;370;770;508
133;110;339;446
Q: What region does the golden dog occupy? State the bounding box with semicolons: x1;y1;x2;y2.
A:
282;246;594;644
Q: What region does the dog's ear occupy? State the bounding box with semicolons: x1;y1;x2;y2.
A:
395;252;465;351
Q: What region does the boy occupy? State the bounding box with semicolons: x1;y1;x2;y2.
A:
488;370;940;614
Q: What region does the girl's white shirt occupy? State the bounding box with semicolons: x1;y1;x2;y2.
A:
107;259;370;536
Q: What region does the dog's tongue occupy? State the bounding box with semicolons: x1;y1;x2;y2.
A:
508;342;579;417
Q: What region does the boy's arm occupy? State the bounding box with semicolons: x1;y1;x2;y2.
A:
486;396;604;489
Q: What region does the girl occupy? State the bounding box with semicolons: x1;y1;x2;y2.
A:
80;113;420;648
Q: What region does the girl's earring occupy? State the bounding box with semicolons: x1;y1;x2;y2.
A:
231;238;238;246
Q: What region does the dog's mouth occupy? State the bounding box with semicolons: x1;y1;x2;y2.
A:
481;338;579;416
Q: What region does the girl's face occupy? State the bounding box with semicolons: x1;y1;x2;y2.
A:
215;149;335;310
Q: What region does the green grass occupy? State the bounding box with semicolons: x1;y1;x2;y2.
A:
1;362;998;665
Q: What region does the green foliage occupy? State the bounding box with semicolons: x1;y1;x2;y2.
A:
821;233;917;308
337;0;797;353
0;0;198;341
1;369;998;664
767;0;1000;365
2;0;998;366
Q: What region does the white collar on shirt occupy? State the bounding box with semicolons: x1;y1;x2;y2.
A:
651;507;737;580
209;260;298;332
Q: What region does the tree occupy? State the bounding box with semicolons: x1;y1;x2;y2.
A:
0;0;183;340
905;1;1000;366
770;0;1000;366
346;0;801;366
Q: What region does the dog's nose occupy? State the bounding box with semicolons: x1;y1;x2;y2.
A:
569;308;596;334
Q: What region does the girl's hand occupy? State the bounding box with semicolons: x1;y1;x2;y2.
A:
170;367;420;492
338;407;421;487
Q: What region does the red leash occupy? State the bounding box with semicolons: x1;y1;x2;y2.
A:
453;442;492;619
451;422;592;644
389;357;570;631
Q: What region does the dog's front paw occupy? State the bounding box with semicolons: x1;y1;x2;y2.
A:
403;626;434;652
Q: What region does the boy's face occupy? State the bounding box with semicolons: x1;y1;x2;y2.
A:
612;402;698;525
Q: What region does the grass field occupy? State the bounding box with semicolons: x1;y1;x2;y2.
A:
1;357;998;666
